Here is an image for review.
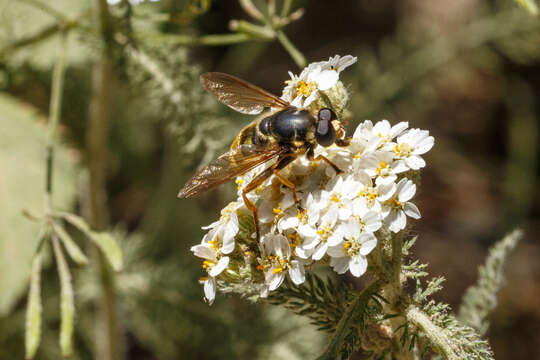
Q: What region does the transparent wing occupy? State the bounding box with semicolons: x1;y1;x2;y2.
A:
178;143;285;198
200;72;290;115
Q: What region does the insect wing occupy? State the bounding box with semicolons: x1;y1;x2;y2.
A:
178;143;285;198
200;72;289;115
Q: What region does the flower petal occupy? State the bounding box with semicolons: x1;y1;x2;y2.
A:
330;257;349;274
349;256;368;277
398;180;416;203
209;256;229;277
359;233;377;255
404;202;421;219
203;277;216;304
312;242;328;260
289;260;305;285
191;244;215;260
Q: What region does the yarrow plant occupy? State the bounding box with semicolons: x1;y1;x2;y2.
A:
192;55;433;302
189;55;519;359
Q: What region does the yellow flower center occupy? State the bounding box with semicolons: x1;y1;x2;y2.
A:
388;198;402;208
273;267;284;274
394;143;413;157
297;80;316;97
288;233;300;248
358;186;378;204
343;239;362;256
376;161;387;175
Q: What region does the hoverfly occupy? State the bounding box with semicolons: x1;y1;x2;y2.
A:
178;72;351;239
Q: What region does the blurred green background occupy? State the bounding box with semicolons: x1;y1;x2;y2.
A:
0;0;539;359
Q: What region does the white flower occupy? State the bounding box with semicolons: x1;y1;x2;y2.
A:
201;202;240;253
318;54;358;73
327;220;377;277
357;151;408;185
260;234;305;291
297;203;344;260
381;178;421;232
352;120;409;154
281;54;357;107
191;242;231;304
384;128;434;170
354;170;396;214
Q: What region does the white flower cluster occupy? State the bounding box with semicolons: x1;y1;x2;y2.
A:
191;56;434;304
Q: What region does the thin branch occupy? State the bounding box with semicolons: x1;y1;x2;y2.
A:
275;29;306;68
406;305;459;360
317;280;382;360
238;0;265;22
44;32;68;214
281;0;293;18
88;1;121;359
136;32;253;46
0;20;77;58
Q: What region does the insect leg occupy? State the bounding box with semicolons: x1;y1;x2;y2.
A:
336;136;351;147
242;164;278;241
272;156;302;211
306;146;343;174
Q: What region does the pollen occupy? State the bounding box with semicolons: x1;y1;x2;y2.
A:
297;80;315;96
199;276;208;281
317;229;325;235
202;260;213;269
272;267;284;274
343;242;352;249
354;154;360;159
331;194;340;203
256;265;264;271
235;178;244;184
379;161;387;169
273;208;282;214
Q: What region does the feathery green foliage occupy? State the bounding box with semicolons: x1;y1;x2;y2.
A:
458;229;523;335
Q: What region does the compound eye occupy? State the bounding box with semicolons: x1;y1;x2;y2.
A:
318;108;336;123
316;110;336;147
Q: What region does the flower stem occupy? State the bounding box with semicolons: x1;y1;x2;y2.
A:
87;1;121;359
275;30;306;68
137;32;253;46
406;305;459;360
44;32;67;215
317;280;381;360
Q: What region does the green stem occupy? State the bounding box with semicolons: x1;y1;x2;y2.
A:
406;306;459;360
0;20;77;59
281;0;293;18
230;20;275;39
275;30;306;68
238;0;265;22
44;33;67;214
391;233;403;295
317;280;381;360
137;32;253;46
87;1;121;359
